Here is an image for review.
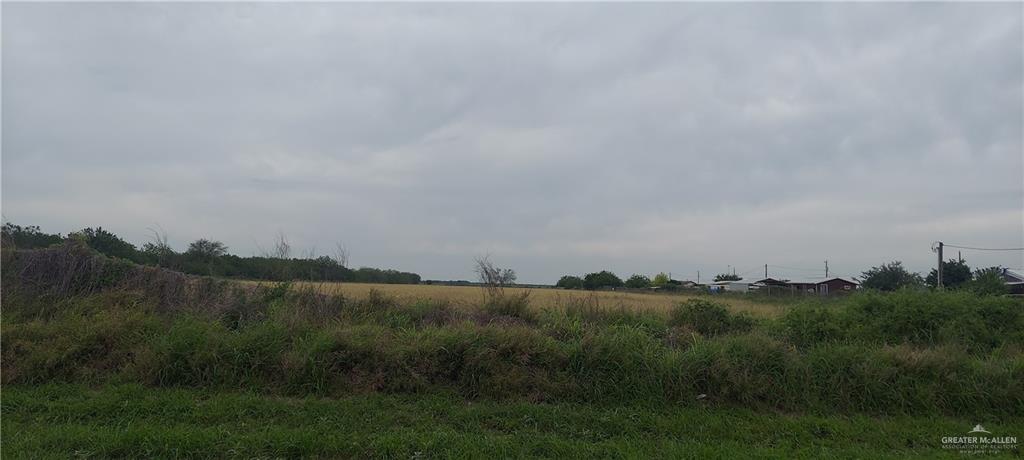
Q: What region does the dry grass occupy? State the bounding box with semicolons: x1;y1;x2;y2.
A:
277;282;788;318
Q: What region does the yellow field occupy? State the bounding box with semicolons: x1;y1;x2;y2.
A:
280;282;788;318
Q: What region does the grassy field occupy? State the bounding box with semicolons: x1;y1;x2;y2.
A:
3;245;1023;458
5;384;1019;459
281;281;791;318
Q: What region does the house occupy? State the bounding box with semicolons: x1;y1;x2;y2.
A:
753;277;790;287
787;281;820;294
760;277;859;296
1002;269;1024;295
751;277;794;295
709;280;750;293
816;277;859;295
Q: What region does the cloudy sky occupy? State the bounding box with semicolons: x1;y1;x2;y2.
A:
3;3;1022;283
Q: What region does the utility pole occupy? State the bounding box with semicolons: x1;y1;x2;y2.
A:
697;271;700;284
765;264;768;279
824;260;829;278
936;242;944;289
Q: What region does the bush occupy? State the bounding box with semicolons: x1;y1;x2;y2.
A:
624;274;652;289
779;305;844;348
680;334;804;409
560;304;667;336
571;325;677;402
669;299;754;336
843;290;1024;351
5;256;1024;416
482;291;534;322
555;275;584;290
582;271;623;290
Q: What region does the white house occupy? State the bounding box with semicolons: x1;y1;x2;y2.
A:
709;280;750;293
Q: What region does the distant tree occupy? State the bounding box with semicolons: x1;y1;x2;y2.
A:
860;261;924;291
583;271;623;290
926;259;972;289
556;275;584;290
968;267;1008;296
272;232;291;259
714;273;742;282
625;274;652;289
4;222;423;284
333;242;350;268
351;267;420;284
1;223;63;249
474;256;517;300
186;239;228;260
141;226;176;266
652;272;671;287
70;227;142;262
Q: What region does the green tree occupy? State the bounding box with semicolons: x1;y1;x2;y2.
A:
1;223;63;249
860;261;924;291
70;227;142;262
968;267;1008;296
926;259;972;289
625;274;652;289
583;271;623;290
714;273;742;282
555;275;584;289
186;239;228;260
652;272;670;287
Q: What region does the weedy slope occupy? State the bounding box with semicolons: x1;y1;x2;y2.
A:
3;244;1023;458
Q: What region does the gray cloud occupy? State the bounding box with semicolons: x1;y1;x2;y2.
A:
3;3;1022;282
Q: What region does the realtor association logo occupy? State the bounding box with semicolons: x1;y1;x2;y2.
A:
969;425;991;435
942;424;1017;455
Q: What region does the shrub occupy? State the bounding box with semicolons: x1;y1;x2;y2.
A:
1;298;159;384
482;291;534;322
571;325;677;402
843;290;1024;351
582;271;623;290
624;274;652;289
779;305;844;348
555;275;584;290
669;299;753;336
680;334;804;409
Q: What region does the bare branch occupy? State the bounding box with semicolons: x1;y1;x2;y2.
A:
333;243;349;268
273;231;291;260
474;255;517;300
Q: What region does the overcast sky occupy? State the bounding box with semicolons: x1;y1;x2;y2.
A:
3;3;1022;283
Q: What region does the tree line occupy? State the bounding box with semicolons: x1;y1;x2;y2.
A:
555;259;1011;296
859;259;1009;295
0;223;420;284
555;271;740;290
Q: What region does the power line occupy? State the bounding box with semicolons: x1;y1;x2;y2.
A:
943;244;1024;251
768;264;823;272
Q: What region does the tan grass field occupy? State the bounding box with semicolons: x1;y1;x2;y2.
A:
280;282;788;318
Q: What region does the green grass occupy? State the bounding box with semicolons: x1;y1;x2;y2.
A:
4;288;1023;416
4;384;1021;459
4;248;1024;457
